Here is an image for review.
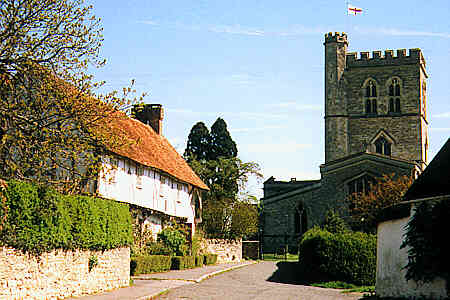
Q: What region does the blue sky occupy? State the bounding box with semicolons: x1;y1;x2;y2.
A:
89;0;450;198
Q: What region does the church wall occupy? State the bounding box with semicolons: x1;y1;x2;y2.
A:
347;116;422;161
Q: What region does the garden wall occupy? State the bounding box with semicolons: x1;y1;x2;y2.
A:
0;246;130;300
203;239;242;263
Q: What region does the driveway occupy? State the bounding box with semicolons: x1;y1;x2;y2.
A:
156;261;364;300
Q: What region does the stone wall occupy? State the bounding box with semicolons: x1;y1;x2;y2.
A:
0;246;130;300
203;239;242;263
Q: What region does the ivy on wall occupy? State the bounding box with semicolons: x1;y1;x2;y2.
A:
401;198;450;287
0;180;133;255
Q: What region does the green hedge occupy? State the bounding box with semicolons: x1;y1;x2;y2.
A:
171;256;196;270
131;255;172;275
299;227;376;286
195;255;205;267
0;180;132;255
204;254;218;265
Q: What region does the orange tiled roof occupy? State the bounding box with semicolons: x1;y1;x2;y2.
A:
107;113;209;190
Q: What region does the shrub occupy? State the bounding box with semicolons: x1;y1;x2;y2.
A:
146;241;173;256
195;255;205;267
171;256;196;270
299;227;376;286
0;180;132;255
157;226;188;256
204;253;218;265
322;210;349;234
131;255;172;275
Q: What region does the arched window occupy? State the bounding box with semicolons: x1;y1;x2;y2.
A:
374;137;391;156
388;79;401;113
365;80;378;114
348;175;375;195
294;204;307;235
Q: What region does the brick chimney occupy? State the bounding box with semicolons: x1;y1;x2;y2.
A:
132;104;164;135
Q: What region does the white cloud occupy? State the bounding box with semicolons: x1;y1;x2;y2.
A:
166;108;287;121
434;112;450;118
354;26;450;39
209;25;265;36
268;101;322;111
230;125;287;133
244;142;312;154
431;127;450;131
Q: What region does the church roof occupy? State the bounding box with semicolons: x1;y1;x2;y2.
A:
403;138;450;201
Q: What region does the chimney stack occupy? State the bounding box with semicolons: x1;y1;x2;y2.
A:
132;104;164;135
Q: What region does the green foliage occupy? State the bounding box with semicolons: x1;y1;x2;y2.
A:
322;210;349;234
171;256;196;270
146;241;173;256
88;255;99;272
299;227;376;286
204;253;218;265
185;118;262;240
130;255;172;275
0;180;132;255
157;226;188;256
184;122;211;162
402;199;450;286
195;255;205;267
209;117;238;160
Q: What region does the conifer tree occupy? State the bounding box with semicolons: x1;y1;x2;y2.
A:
209;118;238;160
183;122;211;162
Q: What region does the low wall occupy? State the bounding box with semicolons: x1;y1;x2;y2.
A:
203;239;242;263
0;246;130;300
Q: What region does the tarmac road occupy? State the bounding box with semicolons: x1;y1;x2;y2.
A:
156;261;364;300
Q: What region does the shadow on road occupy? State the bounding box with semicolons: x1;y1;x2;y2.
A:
266;261;309;285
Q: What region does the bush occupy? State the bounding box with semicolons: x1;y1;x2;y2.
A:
195;255;205;267
204;253;218;265
131;255;172;275
171;256;196;270
157;226;188;256
0;180;133;255
299;227;376;286
146;241;173;256
322;210;349;234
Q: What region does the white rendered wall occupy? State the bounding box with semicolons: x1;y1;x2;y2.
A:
98;157;196;226
377;212;447;299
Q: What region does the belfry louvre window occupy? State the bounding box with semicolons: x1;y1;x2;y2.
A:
365;80;377;114
388;79;401;113
375;137;391;156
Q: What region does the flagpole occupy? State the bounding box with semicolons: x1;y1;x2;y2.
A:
345;0;349;36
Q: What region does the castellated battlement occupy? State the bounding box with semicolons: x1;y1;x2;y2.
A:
346;48;425;68
324;32;348;44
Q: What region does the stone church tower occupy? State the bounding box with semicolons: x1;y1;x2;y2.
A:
324;32;429;166
260;33;429;253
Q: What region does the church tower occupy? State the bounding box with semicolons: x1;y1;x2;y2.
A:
324;32;349;163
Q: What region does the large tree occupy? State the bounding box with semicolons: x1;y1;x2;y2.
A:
209;117;237;160
183;122;211;162
185;119;261;239
0;0;140;193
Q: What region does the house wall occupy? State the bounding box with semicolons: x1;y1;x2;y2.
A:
0;247;129;300
377;213;447;298
98;156;196;232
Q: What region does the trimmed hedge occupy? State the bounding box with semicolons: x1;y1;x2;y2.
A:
0;180;133;255
299;227;376;286
204;253;218;265
131;255;172;275
171;256;196;270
